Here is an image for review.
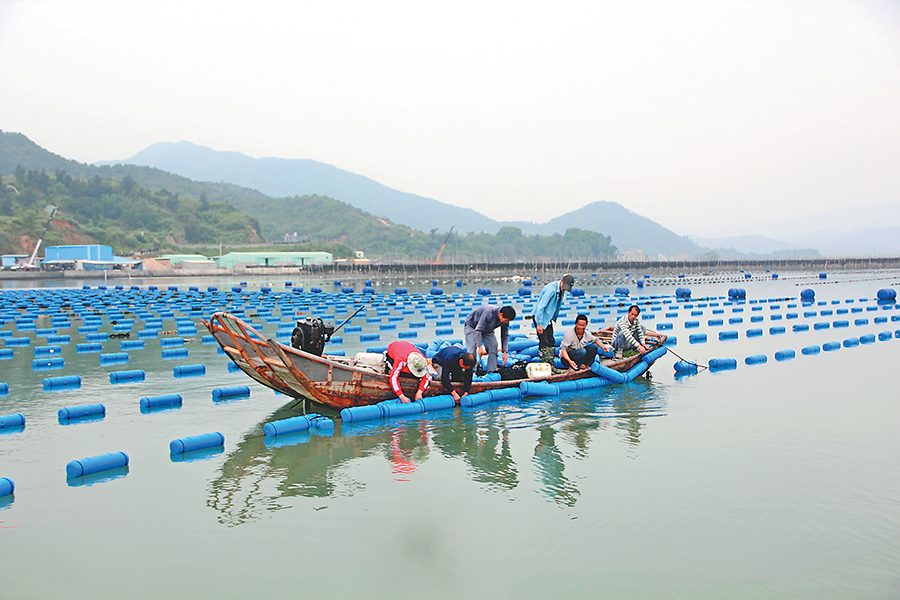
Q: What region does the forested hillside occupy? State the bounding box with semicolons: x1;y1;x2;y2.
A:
0;131;618;261
0;166;263;256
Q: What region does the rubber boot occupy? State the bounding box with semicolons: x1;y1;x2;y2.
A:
539;346;555;364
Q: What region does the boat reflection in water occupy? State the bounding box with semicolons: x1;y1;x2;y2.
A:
208;379;668;525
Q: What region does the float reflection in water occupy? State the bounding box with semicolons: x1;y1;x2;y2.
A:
208;380;668;525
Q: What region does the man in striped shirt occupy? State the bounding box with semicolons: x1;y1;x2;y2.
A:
611;305;648;358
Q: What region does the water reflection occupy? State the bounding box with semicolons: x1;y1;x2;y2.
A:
209;381;668;524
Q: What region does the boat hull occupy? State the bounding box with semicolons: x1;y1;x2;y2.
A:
203;312;667;410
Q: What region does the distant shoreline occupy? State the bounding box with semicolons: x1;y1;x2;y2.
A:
2;256;899;282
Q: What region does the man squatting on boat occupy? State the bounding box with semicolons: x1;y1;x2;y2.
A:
611;305;648;358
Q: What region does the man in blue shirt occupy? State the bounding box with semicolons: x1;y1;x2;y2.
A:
431;345;476;403
463;305;516;373
533;274;574;364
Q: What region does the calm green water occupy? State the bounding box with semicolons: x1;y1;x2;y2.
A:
1;271;899;599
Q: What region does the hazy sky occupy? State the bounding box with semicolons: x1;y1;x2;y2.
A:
1;0;899;237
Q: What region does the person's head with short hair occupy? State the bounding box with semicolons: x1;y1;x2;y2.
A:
627;305;640;322
460;352;476;369
574;313;589;335
499;306;516;323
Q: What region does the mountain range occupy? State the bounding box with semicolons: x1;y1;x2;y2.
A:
107;141;708;258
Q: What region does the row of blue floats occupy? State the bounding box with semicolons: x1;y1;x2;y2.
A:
2;281;897;493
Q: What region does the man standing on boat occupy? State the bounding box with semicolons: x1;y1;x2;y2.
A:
559;314;610;370
611;305;648;358
431;346;476;403
533;274;575;365
385;341;430;403
463;305;516;373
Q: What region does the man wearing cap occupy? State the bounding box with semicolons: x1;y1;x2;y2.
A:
533;274;575;365
385;341;430;403
463;305;516;373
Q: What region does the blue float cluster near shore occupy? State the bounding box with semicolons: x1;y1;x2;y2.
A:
1;278;897;498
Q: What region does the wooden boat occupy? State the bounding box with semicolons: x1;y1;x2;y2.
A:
203;311;668;411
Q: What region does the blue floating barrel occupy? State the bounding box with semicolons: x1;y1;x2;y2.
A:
263;415;314;436
823;341;841;352
99;352;129;365
119;340;144;351
642;347;667;364
359;333;380;342
624;361;649;381
745;354;767;365
43;375;81;391
419;395;456;412
5;337;31;347
842;337;859;348
139;394;183;409
340;404;383;423
459;391;492;407
32;357;64;370
769;326;786;335
854;318;869;326
430;287;444;296
0;413;25;429
66;451;129;478
689;333;707;344
173;363;206;377
833;320;849;328
212;385;250;399
728;288;746;300
517;287;532;296
161;348;189;360
878;331;893;341
684;321;700;329
160;337;185;348
490;387;522;401
0;349;13;360
718;330;738;340
34;345;62;357
109;369;145;384
800;289;815;302
708;357;737;370
859;334;876;344
793;324;810;332
477;288;492;296
801;345;821;355
675;287;691;298
0;477;13;497
58;403;106;420
590;362;628;384
674;361;698;373
814;322;830;330
877;288;896;300
435;327;454;335
85;333;108;342
381;400;424;418
746;328;763;337
169;432;225;454
614;287;630;296
519;381;559;396
774;349;795;361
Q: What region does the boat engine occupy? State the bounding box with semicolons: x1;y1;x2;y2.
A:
291;317;334;356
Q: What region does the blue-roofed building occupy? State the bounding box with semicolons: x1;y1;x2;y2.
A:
41;245;139;271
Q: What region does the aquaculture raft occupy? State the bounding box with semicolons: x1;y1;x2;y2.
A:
203;312;668;411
